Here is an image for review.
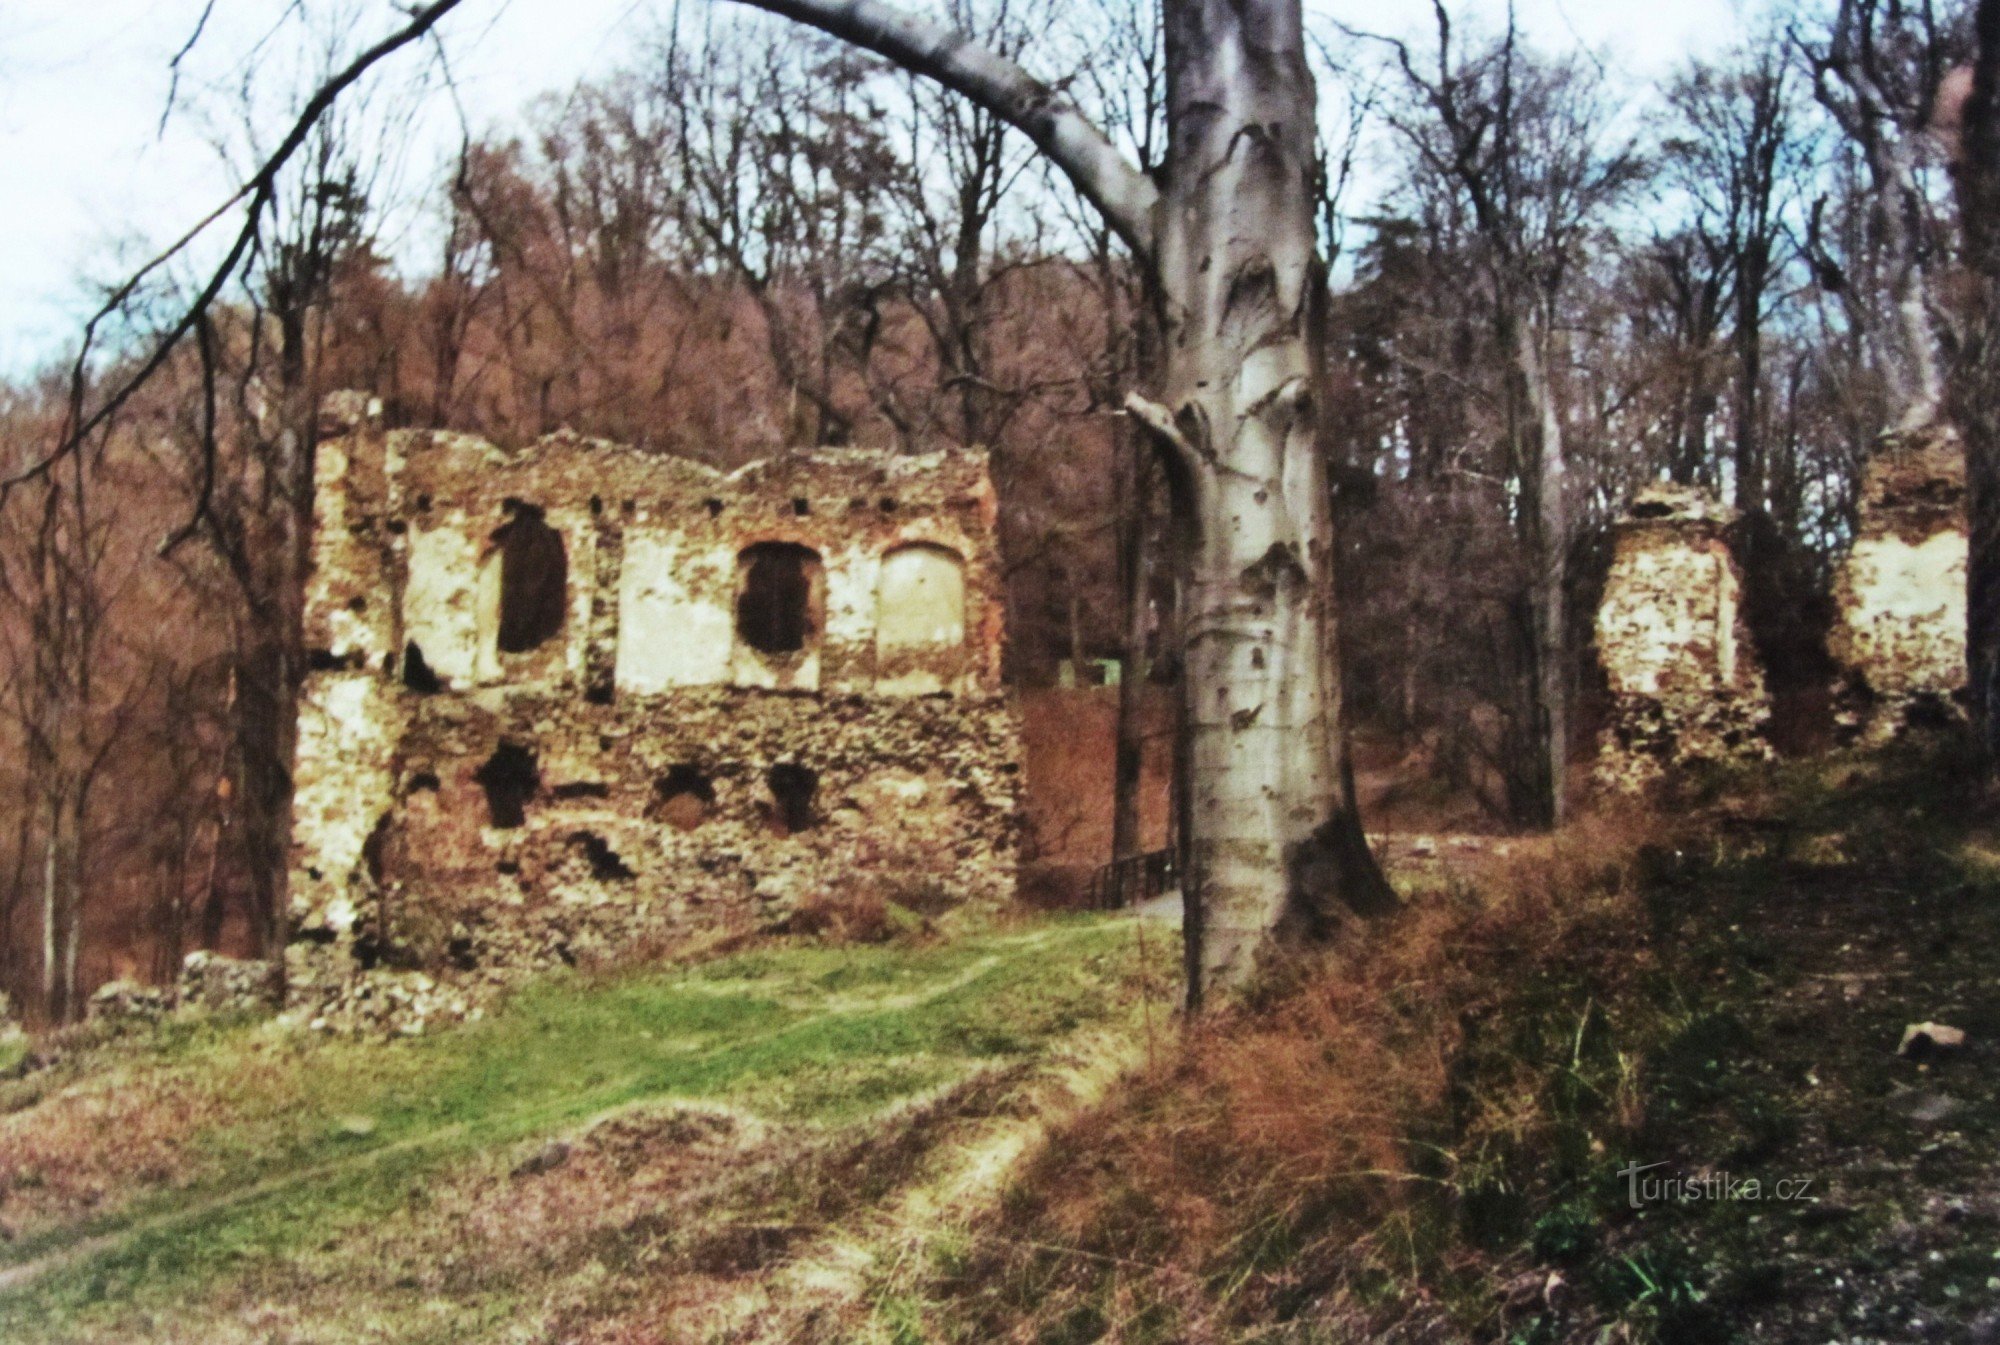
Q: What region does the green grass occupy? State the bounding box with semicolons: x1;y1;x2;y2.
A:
0;914;1165;1337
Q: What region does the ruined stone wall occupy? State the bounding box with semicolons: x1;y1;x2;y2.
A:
289;399;1019;1028
1828;433;1968;744
1593;485;1772;792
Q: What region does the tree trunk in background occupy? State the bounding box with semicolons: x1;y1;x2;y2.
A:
1958;0;2000;765
1149;0;1395;989
1513;322;1570;828
1110;423;1149;882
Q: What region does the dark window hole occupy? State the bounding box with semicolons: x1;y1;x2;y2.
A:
569;831;636;881
553;781;610;801
652;764;716;830
767;763;818;836
494;505;567;654
403;642;443;694
407;771;441;794
736;542;820;655
474;743;540;828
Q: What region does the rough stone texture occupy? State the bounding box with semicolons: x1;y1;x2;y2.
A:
177;952;282;1014
288;400;1020;1030
85;980;174;1025
1593;484;1773;793
1829;432;1968;744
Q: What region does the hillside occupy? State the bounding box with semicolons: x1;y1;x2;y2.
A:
4;740;1999;1343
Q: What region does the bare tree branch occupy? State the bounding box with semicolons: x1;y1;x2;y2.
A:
729;0;1158;255
1;0;470;505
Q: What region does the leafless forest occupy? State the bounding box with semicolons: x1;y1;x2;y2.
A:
0;0;1990;1018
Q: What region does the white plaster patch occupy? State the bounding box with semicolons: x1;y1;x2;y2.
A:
1834;531;1967;695
615;532;733;692
403;523;482;688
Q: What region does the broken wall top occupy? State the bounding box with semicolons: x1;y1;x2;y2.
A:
307;405;1007;701
1857;430;1964;535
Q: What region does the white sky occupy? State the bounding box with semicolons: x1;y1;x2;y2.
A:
0;0;1745;374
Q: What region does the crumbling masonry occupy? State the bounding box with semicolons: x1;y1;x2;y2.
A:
1828;432;1968;744
289;394;1020;1027
1593;484;1772;793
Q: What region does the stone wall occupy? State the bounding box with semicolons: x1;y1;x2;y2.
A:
1593;484;1772;792
289;397;1020;1028
1828;432;1968;744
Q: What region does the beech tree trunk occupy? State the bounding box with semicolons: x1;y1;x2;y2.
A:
1144;0;1395;988
738;0;1394;997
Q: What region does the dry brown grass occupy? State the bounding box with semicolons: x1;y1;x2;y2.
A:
913;806;1669;1343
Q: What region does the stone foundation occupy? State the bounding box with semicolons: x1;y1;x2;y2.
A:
1593;484;1772;792
1828;431;1967;744
288;396;1021;1030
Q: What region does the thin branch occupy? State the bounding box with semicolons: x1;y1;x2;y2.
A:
4;0;470;505
731;0;1157;255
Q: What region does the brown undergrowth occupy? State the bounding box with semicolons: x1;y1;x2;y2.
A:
905;808;1674;1343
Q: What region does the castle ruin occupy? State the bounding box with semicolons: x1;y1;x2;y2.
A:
1593;483;1772;793
287;394;1021;1027
1829;433;1968;743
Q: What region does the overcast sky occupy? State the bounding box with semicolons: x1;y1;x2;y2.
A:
0;0;1745;374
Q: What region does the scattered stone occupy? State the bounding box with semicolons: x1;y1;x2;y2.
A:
1899;1022;1969;1059
177;952;281;1014
334;1114;378;1138
85;980;172;1025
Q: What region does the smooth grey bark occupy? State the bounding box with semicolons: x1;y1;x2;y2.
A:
1138;0;1396;986
1808;0;1950;432
737;0;1395;994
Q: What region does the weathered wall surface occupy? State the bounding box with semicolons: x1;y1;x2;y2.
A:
289;404;1019;1030
1829;435;1967;744
1593;485;1772;792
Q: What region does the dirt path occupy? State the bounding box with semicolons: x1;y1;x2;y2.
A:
0;913;1173;1342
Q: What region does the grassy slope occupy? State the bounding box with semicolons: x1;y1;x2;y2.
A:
894;740;2000;1344
0;914;1172;1343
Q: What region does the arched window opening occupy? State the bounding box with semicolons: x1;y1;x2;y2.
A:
736;542;821;655
766;763;818;836
876;543;967;655
474;742;540;829
494;506;567;654
651;764;717;831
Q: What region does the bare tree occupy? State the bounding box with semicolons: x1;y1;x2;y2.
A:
1802;0;1964;434
1666;35;1812;512
1357;4;1643;827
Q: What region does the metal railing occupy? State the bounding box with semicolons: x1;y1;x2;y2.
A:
1087;847;1177;910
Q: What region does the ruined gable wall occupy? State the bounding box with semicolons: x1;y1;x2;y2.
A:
1593;486;1772;792
288;412;1018;1030
1829;435;1968;742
